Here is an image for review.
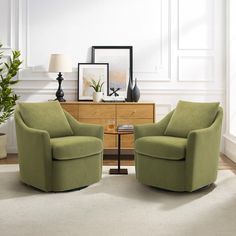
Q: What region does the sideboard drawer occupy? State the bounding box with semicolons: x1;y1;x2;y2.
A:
78;104;116;119
117;104;154;119
61;104;78;119
79;118;116;148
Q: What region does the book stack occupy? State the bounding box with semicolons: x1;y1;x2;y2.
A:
103;96;126;102
117;124;134;132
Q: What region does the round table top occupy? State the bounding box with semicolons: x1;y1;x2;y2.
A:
104;129;133;135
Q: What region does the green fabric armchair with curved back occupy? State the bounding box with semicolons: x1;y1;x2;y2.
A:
15;101;104;192
134;101;223;192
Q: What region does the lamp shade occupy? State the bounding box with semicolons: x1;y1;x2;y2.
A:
48;54;72;73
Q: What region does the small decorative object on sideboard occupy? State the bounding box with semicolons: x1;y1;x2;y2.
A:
110;87;120;97
90;79;104;102
126;77;133;102
103;96;125;102
49;54;72;102
132;78;140;102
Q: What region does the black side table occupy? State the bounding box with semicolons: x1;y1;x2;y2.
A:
105;130;133;175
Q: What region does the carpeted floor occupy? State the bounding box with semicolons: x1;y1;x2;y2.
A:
0;165;236;236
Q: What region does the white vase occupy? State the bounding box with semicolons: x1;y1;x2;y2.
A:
0;133;7;159
93;92;103;103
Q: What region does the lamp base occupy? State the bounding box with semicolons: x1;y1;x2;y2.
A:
55;72;66;102
55;97;66;102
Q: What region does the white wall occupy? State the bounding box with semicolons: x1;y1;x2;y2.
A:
0;0;225;153
224;0;236;162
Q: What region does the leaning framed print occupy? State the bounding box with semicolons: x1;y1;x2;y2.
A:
77;63;109;101
92;46;133;98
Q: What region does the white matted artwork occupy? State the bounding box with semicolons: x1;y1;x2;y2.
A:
77;63;109;101
92;46;133;98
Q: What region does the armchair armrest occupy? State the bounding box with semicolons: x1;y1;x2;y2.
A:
64;111;104;140
134;110;174;140
185;108;223;191
15;110;52;191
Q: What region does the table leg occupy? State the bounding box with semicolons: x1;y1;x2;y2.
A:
109;133;128;175
118;133;121;171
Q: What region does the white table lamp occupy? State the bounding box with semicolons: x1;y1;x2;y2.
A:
49;54;72;102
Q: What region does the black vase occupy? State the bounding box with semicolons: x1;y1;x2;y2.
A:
132;78;140;102
126;78;133;102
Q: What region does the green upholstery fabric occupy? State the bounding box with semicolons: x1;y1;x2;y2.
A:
135;153;186;191
134;105;223;192
18;101;73;138
52;154;102;191
51;136;103;160
64;111;103;140
134;110;175;140
15;103;104;192
165;100;219;138
135;136;186;160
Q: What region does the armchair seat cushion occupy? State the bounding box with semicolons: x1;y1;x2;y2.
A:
135;136;187;160
51;136;103;160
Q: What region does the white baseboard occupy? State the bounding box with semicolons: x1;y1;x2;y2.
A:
224;135;236;163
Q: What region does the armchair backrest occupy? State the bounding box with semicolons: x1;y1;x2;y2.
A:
164;100;220;138
17;101;73;138
212;106;223;130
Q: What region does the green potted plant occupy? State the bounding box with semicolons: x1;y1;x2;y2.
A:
0;43;22;158
90;79;104;102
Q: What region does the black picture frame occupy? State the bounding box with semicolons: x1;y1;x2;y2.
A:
92;46;133;98
77;63;109;101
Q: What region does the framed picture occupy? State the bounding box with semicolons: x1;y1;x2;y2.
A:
77;63;109;101
92;46;133;98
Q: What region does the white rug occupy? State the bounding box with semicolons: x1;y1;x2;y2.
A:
0;165;236;236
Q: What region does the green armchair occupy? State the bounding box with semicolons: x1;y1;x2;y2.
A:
15;101;104;192
134;101;223;192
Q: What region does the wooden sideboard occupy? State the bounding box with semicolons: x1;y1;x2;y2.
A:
61;102;155;149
